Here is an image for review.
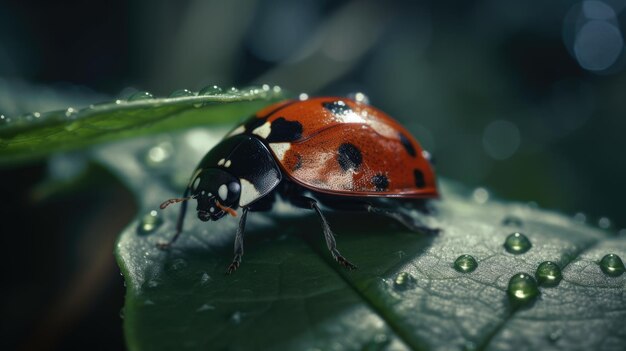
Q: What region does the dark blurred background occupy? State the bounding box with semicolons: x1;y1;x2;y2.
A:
1;0;625;350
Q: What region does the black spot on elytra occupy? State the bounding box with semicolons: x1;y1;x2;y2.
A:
372;174;389;191
414;169;425;188
399;132;416;157
322;100;352;116
337;143;362;171
266;117;303;142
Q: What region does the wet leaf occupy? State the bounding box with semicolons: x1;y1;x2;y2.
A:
100;129;625;351
0;86;283;164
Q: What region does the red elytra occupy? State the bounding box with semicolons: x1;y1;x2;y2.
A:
248;97;438;199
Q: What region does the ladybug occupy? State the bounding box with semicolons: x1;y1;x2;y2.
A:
158;96;438;273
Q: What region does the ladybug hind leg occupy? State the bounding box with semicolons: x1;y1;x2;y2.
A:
308;200;357;270
367;202;440;235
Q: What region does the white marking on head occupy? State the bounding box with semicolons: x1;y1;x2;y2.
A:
188;169;202;188
269;142;291;161
218;184;228;200
192;177;201;191
217;158;225;166
227;125;246;137
239;178;262;207
225;160;232;168
252;122;272;139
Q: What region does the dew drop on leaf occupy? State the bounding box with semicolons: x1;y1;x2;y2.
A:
393;272;415;290
199;85;223;95
598;217;612;229
128;91;154;101
599;253;625;277
196;304;215;312
504;232;532;254
507;273;539;304
535;261;562;287
453;254;478;273
502;215;523;227
168;89;195;98
136;210;163;235
361;333;390;351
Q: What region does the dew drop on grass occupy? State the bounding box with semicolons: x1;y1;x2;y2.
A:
504;232;532;254
65;107;78;119
507;273;539;305
136;210;163;235
393;272;415;290
199;85;223;95
535;261;562;287
599;254;625;277
168;89;195;98
454;254;478;273
128;91;154;101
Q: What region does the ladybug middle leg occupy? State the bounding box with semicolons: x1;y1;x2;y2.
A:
307;199;357;270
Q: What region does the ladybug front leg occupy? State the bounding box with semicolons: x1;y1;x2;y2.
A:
308;200;357;270
226;207;249;274
157;188;191;250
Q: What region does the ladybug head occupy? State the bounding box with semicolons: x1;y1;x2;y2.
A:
190;168;241;221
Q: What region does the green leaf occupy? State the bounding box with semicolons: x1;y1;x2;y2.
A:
0;86;284;164
100;128;626;351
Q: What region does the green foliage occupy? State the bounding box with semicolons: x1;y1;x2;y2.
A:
94;125;626;351
0;86;283;164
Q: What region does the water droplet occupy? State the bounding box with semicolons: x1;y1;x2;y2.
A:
65;107;78;119
502;216;523;227
146;279;160;288
454;254;478;273
573;212;587;223
535;261;562;287
361;333;390;351
272;85;282;93
599;253;625;277
507;273;539;305
230;311;243;324
199;85;222;95
547;328;562;343
128;91;154;101
145;142;173;165
167;258;187;271
393;272;415;290
504;232;532;254
598;217;612;229
136;210;163;235
168;89;194;98
472;187;489;204
196;304;215;312
0;114;11;125
200;272;211;285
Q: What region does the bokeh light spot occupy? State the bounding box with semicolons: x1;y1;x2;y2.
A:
482;120;521;160
574;20;623;71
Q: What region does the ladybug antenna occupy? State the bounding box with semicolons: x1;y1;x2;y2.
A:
160;194;197;210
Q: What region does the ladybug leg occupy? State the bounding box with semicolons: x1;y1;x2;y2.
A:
366;205;440;235
226;207;249;274
309;200;357;270
157;188;190;250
